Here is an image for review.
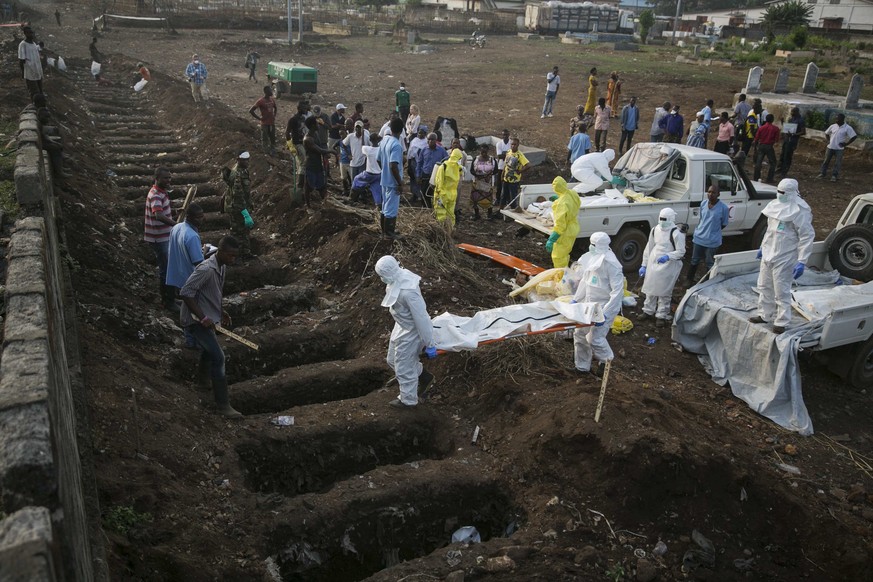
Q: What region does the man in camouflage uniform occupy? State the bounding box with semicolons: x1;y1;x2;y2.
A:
223;151;254;255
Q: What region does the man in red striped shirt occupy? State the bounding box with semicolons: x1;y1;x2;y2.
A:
144;167;178;311
753;114;780;184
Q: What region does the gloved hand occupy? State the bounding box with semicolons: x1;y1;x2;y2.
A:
594;321;605;327
756;249;763;260
638;266;646;277
570;300;578;304
545;231;560;253
424;346;438;359
792;262;805;280
657;254;669;264
241;209;254;229
548;195;558;202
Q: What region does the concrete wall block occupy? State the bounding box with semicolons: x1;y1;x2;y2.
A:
7;226;44;259
5;255;46;296
17;129;40;147
0;506;57;582
13;147;46;207
4;295;48;343
0;403;56;512
0;341;50;412
17;119;38;133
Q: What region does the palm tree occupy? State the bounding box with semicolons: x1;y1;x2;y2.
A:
761;0;813;37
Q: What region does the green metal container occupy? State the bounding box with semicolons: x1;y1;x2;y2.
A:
267;61;317;95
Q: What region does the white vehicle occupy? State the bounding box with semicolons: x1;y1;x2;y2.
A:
501;143;779;271
672;194;873;435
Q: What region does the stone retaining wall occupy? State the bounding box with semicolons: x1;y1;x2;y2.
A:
0;107;105;580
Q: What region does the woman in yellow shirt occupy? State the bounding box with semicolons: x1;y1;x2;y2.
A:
583;67;598;115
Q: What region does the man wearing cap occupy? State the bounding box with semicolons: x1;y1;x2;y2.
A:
222;152;254;256
249;86;278;155
343;119;371;183
329;104;346;151
185;54;208;103
395;83;411;122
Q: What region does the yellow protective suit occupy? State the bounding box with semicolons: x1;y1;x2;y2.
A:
584;74;598;115
550;176;581;268
434;148;464;226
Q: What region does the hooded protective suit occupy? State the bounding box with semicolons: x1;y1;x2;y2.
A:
549;176;582;268
571;149;615;194
640;207;686;319
756;178;815;328
572;232;624;372
375;256;434;406
434;149;464;225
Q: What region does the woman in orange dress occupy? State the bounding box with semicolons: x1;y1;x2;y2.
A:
606;71;621;118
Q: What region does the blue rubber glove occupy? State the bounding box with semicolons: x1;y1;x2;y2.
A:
241;209;254;229
424;346;438;359
545;231;560;253
570;299;578;304
594;321;605;327
638;266;646;277
792;262;805;280
756;249;763;260
657;254;669;264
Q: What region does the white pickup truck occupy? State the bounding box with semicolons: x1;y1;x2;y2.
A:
501;143;779;271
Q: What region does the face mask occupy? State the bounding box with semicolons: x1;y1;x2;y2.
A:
778;194;790;204
380;276;390;284
589;245;598;255
194;60;200;64
660;219;674;230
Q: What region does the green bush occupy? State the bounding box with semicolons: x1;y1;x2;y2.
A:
104;506;152;535
735;51;764;63
789;26;808;49
804;109;827;130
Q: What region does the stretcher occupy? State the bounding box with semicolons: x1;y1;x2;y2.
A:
457;243;544;276
434;321;587;355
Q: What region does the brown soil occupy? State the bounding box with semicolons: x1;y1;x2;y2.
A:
4;3;872;581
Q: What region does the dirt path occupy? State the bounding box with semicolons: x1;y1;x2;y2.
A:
5;4;873;580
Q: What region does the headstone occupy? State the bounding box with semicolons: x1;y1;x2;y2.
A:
801;62;818;94
774;67;790;94
693;45;701;57
845;73;863;108
743;66;763;94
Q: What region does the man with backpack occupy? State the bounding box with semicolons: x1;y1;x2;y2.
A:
638;208;686;327
222;152;254;256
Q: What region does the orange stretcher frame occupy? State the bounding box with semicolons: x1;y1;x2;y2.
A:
457;243;545;277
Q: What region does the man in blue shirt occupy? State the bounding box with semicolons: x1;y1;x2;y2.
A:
378;117;406;240
687;184;730;283
166;203;205;348
415;132;448;209
567;123;591;164
618;97;639;156
185;54;208;103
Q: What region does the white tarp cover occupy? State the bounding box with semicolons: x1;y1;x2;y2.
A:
433;300;603;351
673;273;826;436
792;280;873;321
612;143;680;194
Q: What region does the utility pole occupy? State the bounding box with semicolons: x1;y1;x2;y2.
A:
672;0;682;45
287;0;292;44
298;0;303;44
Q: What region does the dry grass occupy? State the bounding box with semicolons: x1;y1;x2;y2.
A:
463;334;569;384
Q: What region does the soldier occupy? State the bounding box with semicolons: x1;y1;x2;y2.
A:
222;151;254;256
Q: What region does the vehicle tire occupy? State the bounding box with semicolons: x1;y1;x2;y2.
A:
612;227;648;272
468;39;476;47
750;216;767;250
828;223;873;283
275;80;290;99
847;335;873;389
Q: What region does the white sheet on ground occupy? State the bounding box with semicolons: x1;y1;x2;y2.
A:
673;273;827;436
433;300;603;351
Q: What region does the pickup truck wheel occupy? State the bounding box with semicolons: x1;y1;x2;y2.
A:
750;217;767;249
612;227;648;272
828;223;873;283
847;335;873;389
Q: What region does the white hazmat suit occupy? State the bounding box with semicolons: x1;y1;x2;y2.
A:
571;149;615;194
572;232;624;372
755;179;815;329
640;207;686;320
375;256;435;406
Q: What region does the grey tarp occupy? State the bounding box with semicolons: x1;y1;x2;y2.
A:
612;142;681;194
672;273;824;436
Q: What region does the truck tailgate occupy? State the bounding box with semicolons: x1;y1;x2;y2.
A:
499;209;551;235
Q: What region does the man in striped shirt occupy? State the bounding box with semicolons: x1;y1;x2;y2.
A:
144;167;177;310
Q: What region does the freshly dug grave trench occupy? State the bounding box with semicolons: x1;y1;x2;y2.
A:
231;357;390;414
237;413;449;496
271;478;520;582
223;284;317;326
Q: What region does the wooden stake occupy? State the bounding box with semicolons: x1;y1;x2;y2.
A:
594;360;612;423
176;185;198;223
215;324;259;351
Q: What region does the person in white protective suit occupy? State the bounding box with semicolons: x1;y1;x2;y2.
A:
572;232;625;376
571;148;615;194
638;207;686;327
750;178;815;334
375;256;437;408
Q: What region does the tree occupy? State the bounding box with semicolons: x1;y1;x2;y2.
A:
639;9;655;45
761;0;813;36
